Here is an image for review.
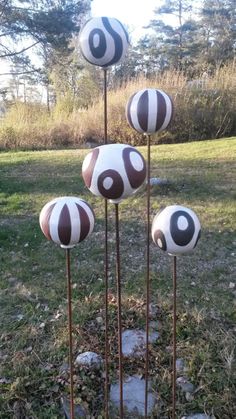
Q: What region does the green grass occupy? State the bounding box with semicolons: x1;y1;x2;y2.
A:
0;138;235;418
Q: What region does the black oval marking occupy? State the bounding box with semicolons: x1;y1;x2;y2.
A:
88;28;107;59
170;210;195;246
97;169;124;200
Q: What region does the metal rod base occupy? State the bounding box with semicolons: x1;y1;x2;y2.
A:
115;203;124;419
66;248;75;419
172;256;177;419
145;134;151;419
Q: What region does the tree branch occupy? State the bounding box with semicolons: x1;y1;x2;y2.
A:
0;41;40;58
0;69;41;76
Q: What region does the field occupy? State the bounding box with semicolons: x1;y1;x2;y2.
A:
0;138;235;418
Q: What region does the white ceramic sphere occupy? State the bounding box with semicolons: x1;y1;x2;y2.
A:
152;205;201;255
79;17;129;67
39;196;95;248
82;144;146;203
126;88;173;134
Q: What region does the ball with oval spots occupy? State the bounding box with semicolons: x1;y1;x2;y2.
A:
126;88;173;134
79;17;129;67
151;205;201;255
82;144;146;203
39;197;95;249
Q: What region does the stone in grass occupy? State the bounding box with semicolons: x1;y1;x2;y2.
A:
122;329;159;358
176;377;195;393
176;358;188;374
110;376;156;417
149;178;170;186
181;414;213;419
75;351;103;369
149;303;159;318
61;396;86;418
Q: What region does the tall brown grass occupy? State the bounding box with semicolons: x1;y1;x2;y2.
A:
0;62;235;150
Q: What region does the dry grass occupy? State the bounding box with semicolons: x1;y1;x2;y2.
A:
0;63;235;150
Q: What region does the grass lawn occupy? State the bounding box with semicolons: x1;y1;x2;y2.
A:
0;138;235;418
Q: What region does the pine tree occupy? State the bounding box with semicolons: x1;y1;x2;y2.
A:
145;0;199;72
198;0;236;69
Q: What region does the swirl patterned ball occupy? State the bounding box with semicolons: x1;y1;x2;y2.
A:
126;88;173;134
39;197;95;248
151;205;201;255
82;144;146;203
79;16;129;67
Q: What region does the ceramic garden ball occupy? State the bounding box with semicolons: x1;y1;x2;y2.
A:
126;88;173;134
151;205;201;255
82;144;146;203
39;196;95;248
79;17;129;67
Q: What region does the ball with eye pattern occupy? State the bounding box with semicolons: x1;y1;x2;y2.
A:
79;17;129;67
39;196;95;249
82;144;147;203
126;88;173;134
151;205;201;255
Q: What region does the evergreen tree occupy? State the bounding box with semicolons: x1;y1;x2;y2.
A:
145;0;199;72
198;0;236;69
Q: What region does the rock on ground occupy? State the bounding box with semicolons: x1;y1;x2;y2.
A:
176;376;195;393
75;351;102;369
110;375;156;417
176;358;188;374
149;177;170;186
122;329;159;357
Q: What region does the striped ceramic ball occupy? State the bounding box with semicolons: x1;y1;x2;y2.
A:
151;205;201;256
79;16;129;67
126;88;173;134
39;197;95;248
82;144;146;203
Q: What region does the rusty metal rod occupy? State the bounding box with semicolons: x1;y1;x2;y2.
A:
172;255;177;419
145;134;151;419
66;248;75;419
115;203;124;419
103;68;109;419
103;68;108;145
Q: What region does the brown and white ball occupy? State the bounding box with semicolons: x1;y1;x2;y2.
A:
151;205;201;255
79;17;129;67
126;88;173;134
39;197;95;248
82;144;146;203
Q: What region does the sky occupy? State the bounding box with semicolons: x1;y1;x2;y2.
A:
91;0;159;41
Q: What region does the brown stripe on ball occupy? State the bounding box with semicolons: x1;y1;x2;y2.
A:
58;204;71;246
126;92;136;131
40;202;56;241
137;90;149;132
76;203;90;242
194;229;201;248
82;148;100;188
153;229;167;251
155;91;167;131
122;147;146;189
